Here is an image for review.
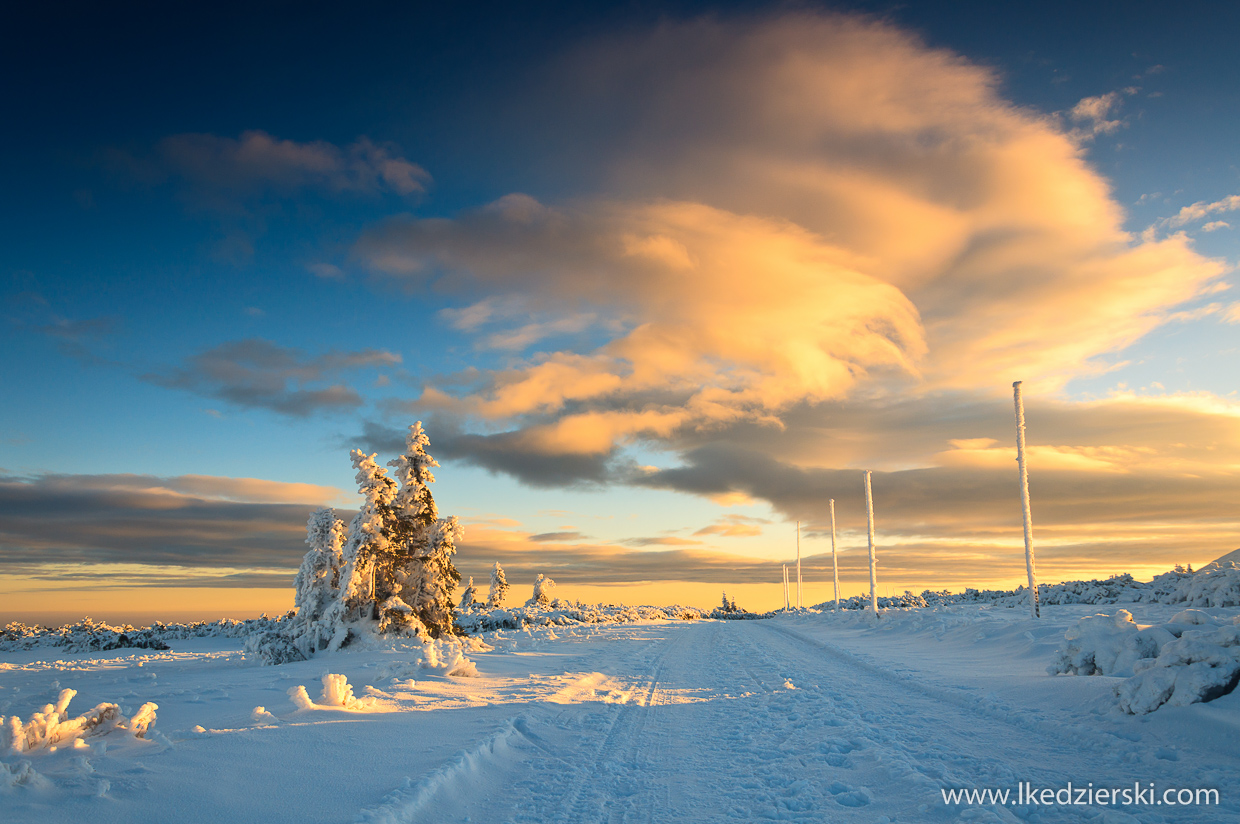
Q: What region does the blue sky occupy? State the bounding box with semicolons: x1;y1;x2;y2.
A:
2;1;1239;623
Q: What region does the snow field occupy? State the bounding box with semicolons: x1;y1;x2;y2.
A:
1;609;1238;822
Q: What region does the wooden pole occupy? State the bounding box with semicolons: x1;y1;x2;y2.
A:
782;564;789;610
830;498;840;613
864;470;878;616
1013;381;1040;618
795;521;803;608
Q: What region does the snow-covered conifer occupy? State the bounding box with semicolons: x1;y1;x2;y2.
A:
488;562;509;608
378;423;462;638
286;508;346;656
333;449;398;624
459;577;478;611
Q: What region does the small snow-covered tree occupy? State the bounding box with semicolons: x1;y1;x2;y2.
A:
287;508;347;655
530;573;556;606
458;577;478;611
488;562;509;608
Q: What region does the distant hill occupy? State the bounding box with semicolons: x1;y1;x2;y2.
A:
1200;548;1240;573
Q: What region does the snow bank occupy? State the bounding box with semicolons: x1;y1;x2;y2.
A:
1;689;158;753
1049;609;1240;713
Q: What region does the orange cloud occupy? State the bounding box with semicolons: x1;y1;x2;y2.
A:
359;12;1224;459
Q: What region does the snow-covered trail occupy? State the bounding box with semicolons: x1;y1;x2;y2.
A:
379;619;1239;823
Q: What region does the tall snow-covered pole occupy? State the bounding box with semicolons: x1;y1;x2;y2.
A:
795;521;803;608
782;564;789;610
1013;381;1040;618
830;498;840;613
863;471;878;616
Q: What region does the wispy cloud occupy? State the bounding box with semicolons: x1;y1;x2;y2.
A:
144;338;400;417
1067;89;1135;139
138;130;430;198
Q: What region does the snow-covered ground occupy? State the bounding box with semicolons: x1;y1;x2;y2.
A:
3;605;1239;822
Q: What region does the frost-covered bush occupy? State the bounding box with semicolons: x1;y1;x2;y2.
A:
1161;565;1240;608
1048;609;1240;714
1;617;169;653
456;600;714;633
816;591;929;611
1047;610;1175;677
1117;619;1240;714
244;630;308;665
528;574;556;606
287;673;370;710
1;689;157;753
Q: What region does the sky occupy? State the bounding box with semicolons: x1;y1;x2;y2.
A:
2;0;1239;624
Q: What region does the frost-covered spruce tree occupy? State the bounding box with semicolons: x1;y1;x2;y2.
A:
382;422;463;637
488;562;509;608
332;449;399;628
287;508;347;656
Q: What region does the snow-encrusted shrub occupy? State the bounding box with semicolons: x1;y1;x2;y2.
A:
0;617;171;654
287;673;370;710
1161;565;1240;608
1;689;157;753
1117;619;1240;714
244;630;307;665
815;591;928;611
1049;609;1240;714
528;574;556;606
1046;610;1175;677
0;759;49;791
456;600;714;633
417;638;479;677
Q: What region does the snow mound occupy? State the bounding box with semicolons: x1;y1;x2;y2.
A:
1;689;158;753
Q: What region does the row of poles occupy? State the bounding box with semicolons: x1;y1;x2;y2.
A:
782;381;1040;619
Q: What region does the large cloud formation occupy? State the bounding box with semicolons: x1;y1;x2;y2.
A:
360;13;1224;464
